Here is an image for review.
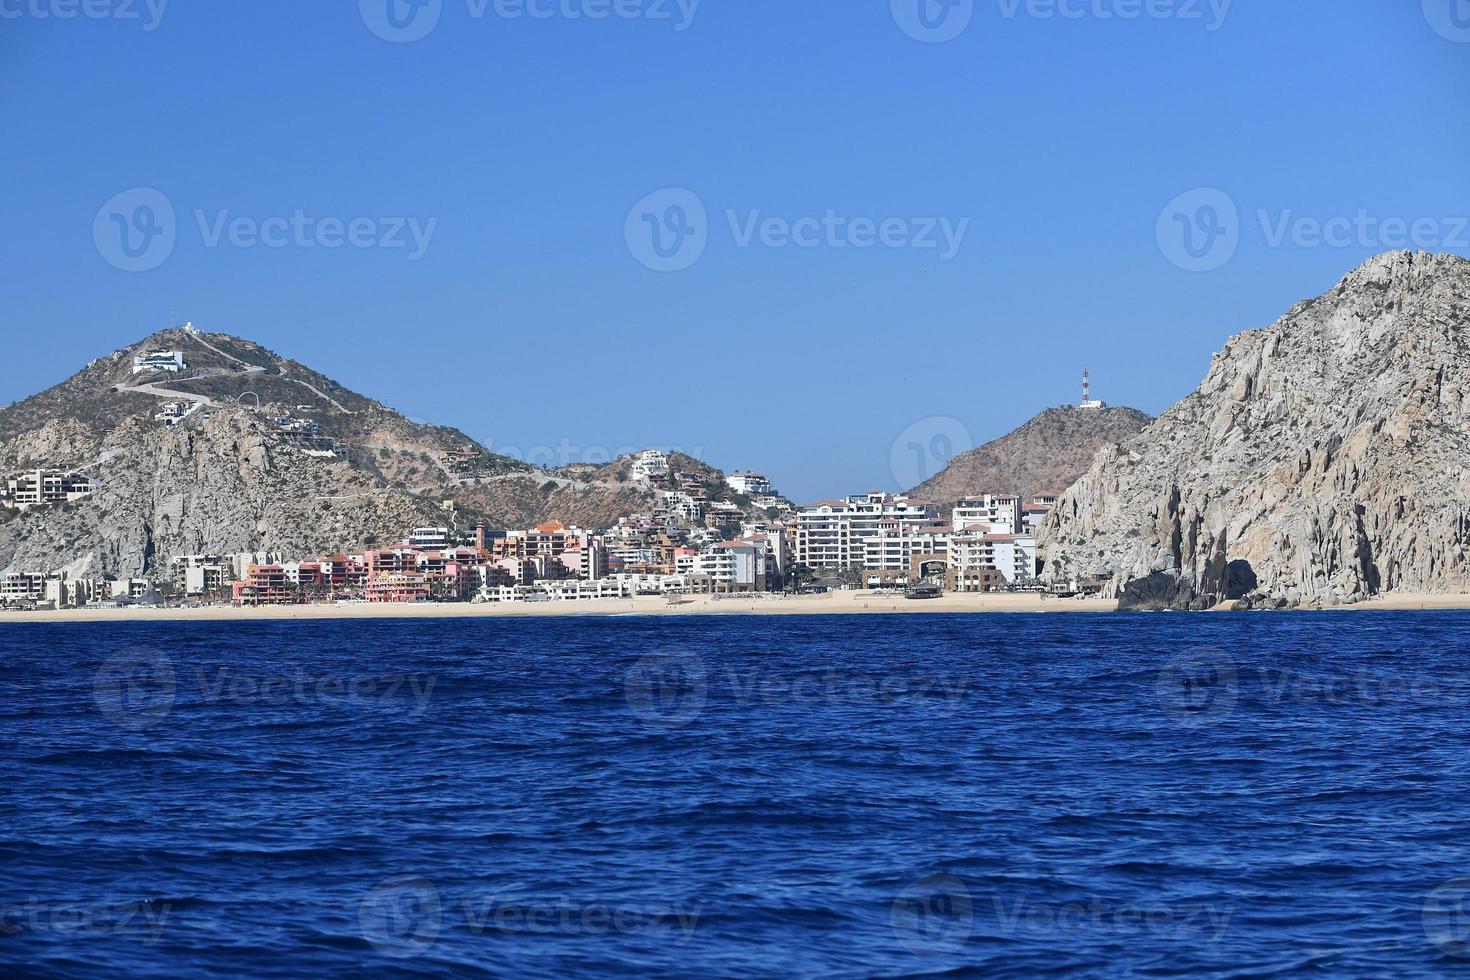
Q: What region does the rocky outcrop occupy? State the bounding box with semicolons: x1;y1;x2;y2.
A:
1039;251;1470;609
0;413;449;579
911;406;1152;506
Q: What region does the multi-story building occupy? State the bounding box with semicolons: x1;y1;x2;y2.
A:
862;521;952;581
408;527;452;550
132;351;186;375
947;529;1040;587
489;522;606;579
794;493;939;569
952;495;1022;534
232;565;296;605
0;573;48;603
630;450;670;482
5;470;97;509
172;555;233;597
676;541;763;593
727;472;772;495
365;573;431;603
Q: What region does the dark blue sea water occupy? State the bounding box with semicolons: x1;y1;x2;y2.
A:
6;612;1470;977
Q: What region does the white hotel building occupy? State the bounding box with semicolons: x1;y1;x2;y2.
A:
953;494;1022;534
795;493;938;569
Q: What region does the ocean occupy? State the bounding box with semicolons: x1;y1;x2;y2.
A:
5;612;1470;977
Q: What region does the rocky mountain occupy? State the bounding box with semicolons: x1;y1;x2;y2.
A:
1040;251;1470;610
0;327;672;578
911;406;1152;506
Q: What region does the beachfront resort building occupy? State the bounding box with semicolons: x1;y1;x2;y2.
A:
794;493;939;569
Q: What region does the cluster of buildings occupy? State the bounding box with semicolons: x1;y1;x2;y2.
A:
794;491;1056;591
1;438;1070;610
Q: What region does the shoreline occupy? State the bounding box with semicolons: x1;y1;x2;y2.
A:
2;590;1468;624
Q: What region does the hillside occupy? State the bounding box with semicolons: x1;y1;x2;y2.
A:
1040;251;1470;610
911;406;1152;505
0;327;662;578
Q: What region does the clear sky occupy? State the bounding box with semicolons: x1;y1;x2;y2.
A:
3;1;1468;501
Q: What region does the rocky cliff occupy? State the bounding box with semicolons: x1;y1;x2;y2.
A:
1039;251;1470;609
911;406;1152;505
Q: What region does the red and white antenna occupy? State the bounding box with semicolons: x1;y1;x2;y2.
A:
1082;367;1091;406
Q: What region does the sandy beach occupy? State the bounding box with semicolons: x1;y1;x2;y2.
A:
0;590;1119;624
5;591;1469;625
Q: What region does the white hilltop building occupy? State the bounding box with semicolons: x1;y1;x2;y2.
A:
133;350;186;375
630;450;670;482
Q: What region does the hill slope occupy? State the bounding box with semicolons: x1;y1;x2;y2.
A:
0;326;655;578
1039;251;1470;609
911;406;1152;505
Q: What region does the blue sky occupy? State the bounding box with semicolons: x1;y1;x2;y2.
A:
3;1;1468;501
